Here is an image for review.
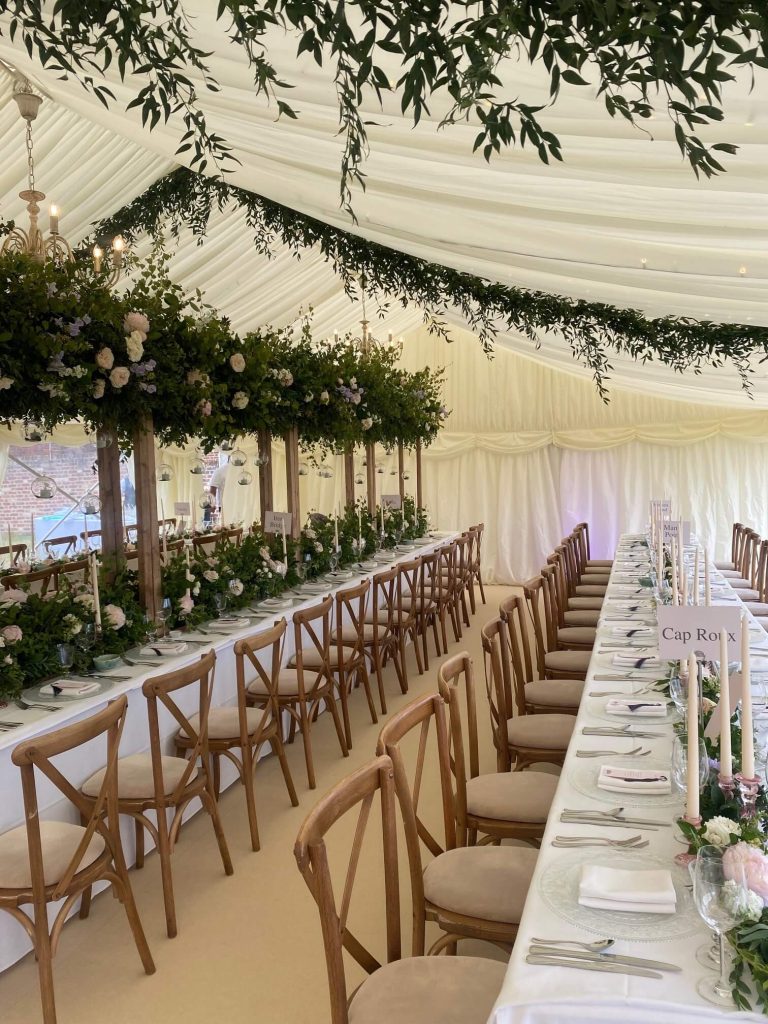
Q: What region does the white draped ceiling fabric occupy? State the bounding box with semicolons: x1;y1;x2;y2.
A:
1;10;768;579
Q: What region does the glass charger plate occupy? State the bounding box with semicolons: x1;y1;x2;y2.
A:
539;850;699;941
585;696;676;725
568;760;679;808
22;676;116;703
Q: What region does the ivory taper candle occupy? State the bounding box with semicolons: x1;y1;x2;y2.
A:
719;630;732;780
686;650;700;820
693;548;699;606
741;612;755;778
704;550;711;607
671;538;679;605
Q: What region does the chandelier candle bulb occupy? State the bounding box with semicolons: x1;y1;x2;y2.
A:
741;613;755;779
686;650;700;822
49;204;59;234
112;235;125;268
92;245;103;273
719;630;732;781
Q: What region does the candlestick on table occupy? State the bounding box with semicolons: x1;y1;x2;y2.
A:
682;556;689;606
685;650;700;822
90;552;102;629
192;497;197;534
334;514;339;551
704;550;711;607
671;538;679;605
281;518;287;558
160;500;168;562
693;548;699;606
29;514;35;562
358;507;362;550
656;536;663;589
83;514;89;554
6;523;11;566
718;630;732;784
740;612;755;779
380;503;385;535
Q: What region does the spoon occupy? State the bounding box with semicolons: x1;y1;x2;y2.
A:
530;937;615;953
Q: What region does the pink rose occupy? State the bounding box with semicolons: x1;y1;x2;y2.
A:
1;624;22;643
0;588;28;605
104;604;126;629
93;379;106;399
124;311;150;334
109;366;130;389
723;842;768;904
179;593;194;616
197;399;212;417
229;353;245;373
96;347;114;370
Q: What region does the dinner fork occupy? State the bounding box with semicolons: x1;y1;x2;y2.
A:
575;747;651;758
551;834;648;849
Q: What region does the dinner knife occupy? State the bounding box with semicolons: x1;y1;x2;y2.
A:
525;954;661;978
528;946;680;972
560;813;671;827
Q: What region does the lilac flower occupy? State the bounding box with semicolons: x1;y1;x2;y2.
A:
46;283;58;297
67;317;85;337
138;382;157;393
82;314;91;325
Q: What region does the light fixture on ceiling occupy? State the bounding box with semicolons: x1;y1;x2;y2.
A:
739;266;747;277
349;274;404;358
1;79;125;282
640;257;648;269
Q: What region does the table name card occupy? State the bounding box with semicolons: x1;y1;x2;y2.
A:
381;494;402;510
650;499;672;514
662;520;691;545
174;501;191;516
264;511;292;534
657;606;741;659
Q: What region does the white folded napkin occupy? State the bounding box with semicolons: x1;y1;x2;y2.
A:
40;679;101;696
597;764;672;794
605;697;667;717
579;864;676;914
141;642;188;657
612;653;662;670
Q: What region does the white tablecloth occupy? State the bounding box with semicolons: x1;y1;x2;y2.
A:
0;534;453;973
490;535;766;1024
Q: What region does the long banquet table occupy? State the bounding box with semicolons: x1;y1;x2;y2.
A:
0;533;454;975
490;534;767;1024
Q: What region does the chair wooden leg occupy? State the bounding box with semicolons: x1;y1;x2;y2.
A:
431;614;442;657
298;700;316;789
200;787;234;876
358;662;378;726
421;616;430;671
467;577;477;614
78;885;93;920
461;590;470;627
325;691;350;760
412;626;425;676
477;571;486;604
440;606;449;651
134;818;144;869
337;667;353;751
371;643;388;714
241;741;261;852
212;754;221;800
270;733;299;807
33;911;57;1024
154;805;178;938
109;838;156;975
287;712;297;744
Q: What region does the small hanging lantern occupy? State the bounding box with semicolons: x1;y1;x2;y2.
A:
24;420;45;443
80;495;101;516
237;470;254;486
189;457;205;476
298;462;310;477
199;492;215;510
157;463;174;483
219;439;235;452
317;464;334;479
31;475;56;499
253;451;270;467
229;448;247;467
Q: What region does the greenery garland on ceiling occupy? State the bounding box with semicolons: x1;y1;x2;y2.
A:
3;1;767;213
91;167;768;397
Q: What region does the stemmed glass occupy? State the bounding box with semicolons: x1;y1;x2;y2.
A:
143;612;158;645
213;592;228;619
671;734;711;795
296;561;307;585
76;623;96;674
669;673;687;715
57;643;74;675
329;551;339;574
693;845;743;1006
156;596;172;635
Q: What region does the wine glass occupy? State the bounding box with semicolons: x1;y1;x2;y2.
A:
296;561;307;584
671;734;712;794
57;643;74;676
669;673;687;715
76;623;96;674
693;845;743;1005
213;592;228;618
329;552;339;574
143;612;158;645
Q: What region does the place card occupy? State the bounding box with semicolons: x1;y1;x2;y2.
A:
663;520;691;545
174;501;191;516
264;511;293;533
381;494;402;509
657;606;741;660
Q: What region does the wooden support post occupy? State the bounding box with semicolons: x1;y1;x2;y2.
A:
284;426;301;539
397;442;406;503
415;440;423;509
257;429;273;525
96;427;125;584
133;413;162;619
344;446;355;509
365;442;377;516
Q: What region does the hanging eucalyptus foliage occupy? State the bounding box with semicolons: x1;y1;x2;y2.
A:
91;167;768;397
3;1;766;211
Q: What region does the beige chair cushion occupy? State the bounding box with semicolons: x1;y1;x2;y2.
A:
423;845;537;924
178;706;271;740
719;568;742;578
289;645;346;669
580;574;610;585
545;649;592;675
506;713;575;750
349;955;507;1024
524;678;584;709
574;585;607;597
248;668;321;697
587;559;613;567
715;561;736;571
0;821;105;889
340;624;379;644
734;589;760;601
364;608;390;625
557;626;596;647
727;579;753;589
563;609;600;626
466;770;558;823
568;597;603;611
746;603;768;616
82;753;191;800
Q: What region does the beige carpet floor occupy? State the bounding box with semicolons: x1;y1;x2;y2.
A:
0;585;539;1024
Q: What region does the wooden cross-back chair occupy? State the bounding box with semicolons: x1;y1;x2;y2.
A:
575;521;613;570
522;575;590;681
395;557;425;687
43;535;77;558
436;541;462;647
541;564;595;652
550;547;600;626
248;594;348;790
745;540;768;620
52;557;91;589
410;549;443;670
437;652;558;847
482;613;575;772
0;697;154;1024
78;529;101;548
0;542;27;567
1;565;57;596
80;650;233;939
730;529;761;595
363;565;407;710
453;533;473;630
293;755;506;1024
499;593;583;717
376;691;538;955
466;522;486;609
717;522;746;575
175;619;298;852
